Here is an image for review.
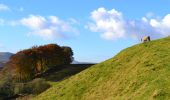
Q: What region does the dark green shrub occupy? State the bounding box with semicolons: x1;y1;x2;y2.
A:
14;78;50;95
28;78;51;94
0;74;14;98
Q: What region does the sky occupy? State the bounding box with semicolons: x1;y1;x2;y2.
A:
0;0;170;63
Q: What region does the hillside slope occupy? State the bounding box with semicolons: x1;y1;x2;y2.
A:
35;37;170;100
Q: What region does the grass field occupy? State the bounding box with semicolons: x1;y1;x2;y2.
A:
34;36;170;100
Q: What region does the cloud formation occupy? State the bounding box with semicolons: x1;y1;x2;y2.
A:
149;14;170;36
0;4;10;11
20;15;78;40
87;8;125;40
87;7;170;40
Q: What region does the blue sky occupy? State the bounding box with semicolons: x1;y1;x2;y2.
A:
0;0;170;63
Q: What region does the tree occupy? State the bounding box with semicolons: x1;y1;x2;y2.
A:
4;44;74;82
62;46;74;64
9;52;35;82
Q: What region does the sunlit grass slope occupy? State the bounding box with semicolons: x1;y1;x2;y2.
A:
35;36;170;100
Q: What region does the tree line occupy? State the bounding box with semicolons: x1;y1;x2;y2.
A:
4;44;73;82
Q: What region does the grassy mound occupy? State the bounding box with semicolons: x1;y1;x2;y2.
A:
35;37;170;100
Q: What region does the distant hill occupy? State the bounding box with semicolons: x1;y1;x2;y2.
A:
72;60;96;64
35;36;170;100
0;52;13;67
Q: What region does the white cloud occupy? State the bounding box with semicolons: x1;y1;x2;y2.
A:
19;15;78;40
87;7;170;40
21;15;46;29
0;4;10;11
87;7;125;40
149;14;170;36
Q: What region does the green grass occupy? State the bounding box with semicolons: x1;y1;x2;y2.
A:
35;36;170;100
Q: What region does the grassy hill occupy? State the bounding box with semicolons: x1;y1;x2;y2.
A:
35;36;170;100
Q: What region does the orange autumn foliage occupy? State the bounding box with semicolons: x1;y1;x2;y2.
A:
6;44;73;82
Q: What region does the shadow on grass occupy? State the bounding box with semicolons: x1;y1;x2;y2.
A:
35;64;95;82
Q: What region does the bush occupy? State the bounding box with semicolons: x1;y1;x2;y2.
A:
0;74;14;99
28;78;51;94
0;71;50;99
14;78;50;95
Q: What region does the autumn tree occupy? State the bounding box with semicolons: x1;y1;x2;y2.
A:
5;44;74;82
62;46;74;64
9;52;35;82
